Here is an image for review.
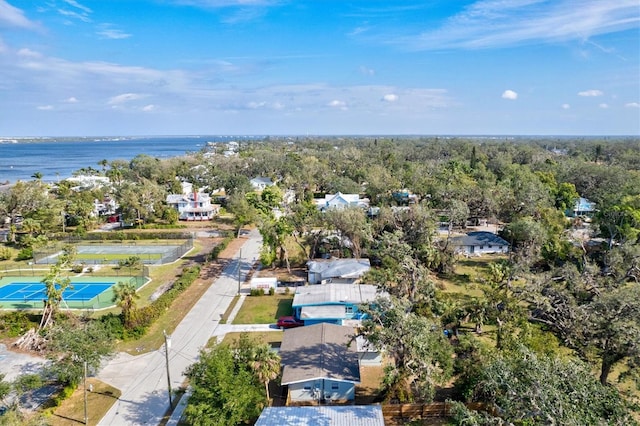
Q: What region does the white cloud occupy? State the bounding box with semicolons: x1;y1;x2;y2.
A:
173;1;279;7
624;102;639;108
108;93;145;105
599;103;609;108
97;29;132;39
62;0;92;14
502;90;518;100
383;94;399;102
561;103;570;109
396;0;640;50
65;96;79;103
578;89;603;97
359;66;375;76
37;105;54;110
57;8;91;23
328;100;347;110
142;104;156;112
0;1;39;29
17;48;42;58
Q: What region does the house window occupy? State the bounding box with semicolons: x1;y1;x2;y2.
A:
304;386;311;391
480;246;485;250
331;383;339;390
488;245;492;249
345;306;354;314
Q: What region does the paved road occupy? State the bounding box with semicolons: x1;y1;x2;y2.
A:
98;230;263;425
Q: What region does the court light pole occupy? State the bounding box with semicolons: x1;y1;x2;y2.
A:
163;330;173;407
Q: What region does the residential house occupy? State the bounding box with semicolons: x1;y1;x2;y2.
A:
450;231;509;256
255;406;385;426
250;177;275;191
292;283;379;326
391;189;419;205
314;192;369;211
166;188;218;221
307;258;371;284
280;323;360;404
568;197;597;218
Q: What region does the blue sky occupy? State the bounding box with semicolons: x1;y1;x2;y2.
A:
0;0;638;136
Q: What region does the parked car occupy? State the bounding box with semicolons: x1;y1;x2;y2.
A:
277;316;304;329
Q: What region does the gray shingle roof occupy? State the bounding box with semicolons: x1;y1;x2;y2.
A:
280;323;360;385
450;231;509;247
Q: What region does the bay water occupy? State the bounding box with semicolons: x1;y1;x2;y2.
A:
0;135;259;184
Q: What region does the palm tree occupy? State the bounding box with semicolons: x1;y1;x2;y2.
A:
112;281;139;329
466;297;490;334
249;344;280;405
31;171;43;180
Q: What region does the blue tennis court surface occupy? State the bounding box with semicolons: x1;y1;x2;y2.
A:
0;282;114;302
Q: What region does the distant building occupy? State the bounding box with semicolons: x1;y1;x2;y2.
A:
166;187;218;221
568;197;597;218
250;177;275;191
314;192;369;211
450;231;509;256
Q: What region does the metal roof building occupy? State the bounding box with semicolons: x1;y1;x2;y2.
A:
255;405;386;426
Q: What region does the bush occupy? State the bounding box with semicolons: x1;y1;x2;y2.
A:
208;235;234;261
123;265;201;336
0;311;38;337
52;383;76;407
16;247;33;261
268;287;275;296
250;288;265;296
0;246;11;260
71;264;84;273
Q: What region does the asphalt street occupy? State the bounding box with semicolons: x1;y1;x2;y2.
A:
97;229;263;425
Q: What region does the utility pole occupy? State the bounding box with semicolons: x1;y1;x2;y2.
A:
83;361;88;425
163;330;173;407
237;248;242;295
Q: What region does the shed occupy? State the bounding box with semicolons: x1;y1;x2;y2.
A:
250;277;277;291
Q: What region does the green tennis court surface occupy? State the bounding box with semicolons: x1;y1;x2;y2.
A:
0;276;147;310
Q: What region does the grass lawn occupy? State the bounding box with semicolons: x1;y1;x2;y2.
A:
232;293;294;324
50;378;121;426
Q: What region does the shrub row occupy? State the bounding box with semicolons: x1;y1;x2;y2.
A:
207;235;235;261
125;265;201;337
249;288;275;296
50;231;194;242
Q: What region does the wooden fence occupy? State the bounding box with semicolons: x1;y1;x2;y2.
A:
382;402;496;422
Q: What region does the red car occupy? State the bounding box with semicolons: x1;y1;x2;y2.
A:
277;316;304;329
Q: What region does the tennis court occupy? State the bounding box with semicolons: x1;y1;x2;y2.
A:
0;276;146;310
34;240;193;265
